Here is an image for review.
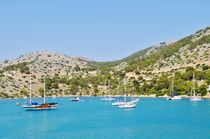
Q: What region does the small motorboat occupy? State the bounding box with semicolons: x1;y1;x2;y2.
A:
70;97;80;102
131;98;140;103
101;97;115;101
167;96;182;100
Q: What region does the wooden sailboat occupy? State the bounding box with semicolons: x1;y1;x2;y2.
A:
21;75;58;111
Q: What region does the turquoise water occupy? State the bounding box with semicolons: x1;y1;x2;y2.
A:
0;97;210;139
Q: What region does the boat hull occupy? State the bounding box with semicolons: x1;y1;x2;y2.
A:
112;102;126;106
131;98;140;103
101;97;115;101
118;102;136;108
22;103;58;111
190;97;203;101
167;96;182;100
70;97;80;101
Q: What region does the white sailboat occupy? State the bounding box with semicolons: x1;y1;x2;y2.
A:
167;73;182;100
131;84;140;103
190;73;203;102
118;78;136;109
101;80;115;101
112;79;125;106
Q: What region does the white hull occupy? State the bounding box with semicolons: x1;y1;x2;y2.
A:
70;97;80;101
190;97;203;101
101;97;115;101
118;102;136;108
167;96;182;100
131;98;140;103
112;102;126;106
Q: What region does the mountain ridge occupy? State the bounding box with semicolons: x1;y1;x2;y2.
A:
1;26;210;98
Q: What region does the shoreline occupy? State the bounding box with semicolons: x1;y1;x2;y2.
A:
1;94;210;100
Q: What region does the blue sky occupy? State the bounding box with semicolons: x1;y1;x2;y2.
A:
0;0;210;61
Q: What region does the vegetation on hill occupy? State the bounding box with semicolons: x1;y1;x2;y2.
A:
1;27;210;98
3;62;31;74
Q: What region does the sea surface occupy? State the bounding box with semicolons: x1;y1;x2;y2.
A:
0;97;210;139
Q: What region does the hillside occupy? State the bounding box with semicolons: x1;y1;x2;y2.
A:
1;27;210;98
0;51;90;98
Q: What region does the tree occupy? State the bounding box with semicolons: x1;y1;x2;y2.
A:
186;66;194;72
74;65;81;72
202;65;210;71
198;84;207;96
20;88;28;97
69;85;79;95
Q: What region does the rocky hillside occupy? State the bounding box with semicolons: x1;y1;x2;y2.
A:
92;26;210;97
1;27;210;98
118;27;210;73
0;51;90;98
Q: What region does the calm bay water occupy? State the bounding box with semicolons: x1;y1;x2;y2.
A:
0;97;210;139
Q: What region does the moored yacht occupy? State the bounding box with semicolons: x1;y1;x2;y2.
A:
112;79;124;106
20;75;58;111
190;73;203;102
118;79;136;109
101;80;115;101
118;102;136;108
131;84;140;103
167;73;182;100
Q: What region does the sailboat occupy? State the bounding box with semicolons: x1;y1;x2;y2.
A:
101;80;115;101
112;79;125;106
190;73;203;102
131;84;140;103
118;79;136;109
167;73;182;100
21;75;58;111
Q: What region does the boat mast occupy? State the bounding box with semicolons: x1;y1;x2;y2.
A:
123;78;127;102
29;75;32;105
171;73;175;97
108;80;111;97
44;76;46;104
104;79;107;98
117;78;120;101
132;84;134;101
192;72;196;97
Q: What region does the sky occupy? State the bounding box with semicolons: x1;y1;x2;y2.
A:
0;0;210;62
